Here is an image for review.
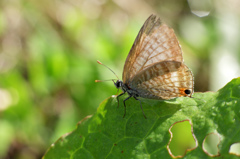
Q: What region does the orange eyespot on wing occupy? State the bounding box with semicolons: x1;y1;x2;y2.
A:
179;88;192;97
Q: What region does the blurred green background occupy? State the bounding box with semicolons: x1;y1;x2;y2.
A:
0;0;239;158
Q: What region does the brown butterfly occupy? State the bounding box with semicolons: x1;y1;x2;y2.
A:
96;14;194;118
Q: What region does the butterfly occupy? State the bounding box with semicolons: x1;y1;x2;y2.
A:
97;14;194;118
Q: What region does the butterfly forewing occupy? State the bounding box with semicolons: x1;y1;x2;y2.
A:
122;15;184;84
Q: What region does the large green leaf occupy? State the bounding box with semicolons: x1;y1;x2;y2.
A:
43;78;240;158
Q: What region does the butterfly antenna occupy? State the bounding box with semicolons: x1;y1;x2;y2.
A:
97;60;119;80
95;79;117;82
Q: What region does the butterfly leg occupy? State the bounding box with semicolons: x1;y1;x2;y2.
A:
117;92;125;108
123;95;132;118
133;97;147;119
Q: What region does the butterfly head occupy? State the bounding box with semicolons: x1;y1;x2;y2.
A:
114;80;123;89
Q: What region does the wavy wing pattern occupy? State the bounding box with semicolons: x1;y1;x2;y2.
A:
122;15;194;99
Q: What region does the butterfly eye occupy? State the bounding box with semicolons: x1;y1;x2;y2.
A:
184;89;191;95
116;82;121;87
115;80;122;88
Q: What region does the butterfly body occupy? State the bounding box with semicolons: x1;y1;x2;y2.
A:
114;80;143;118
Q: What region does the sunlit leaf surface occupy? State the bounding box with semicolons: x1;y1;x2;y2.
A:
44;78;240;158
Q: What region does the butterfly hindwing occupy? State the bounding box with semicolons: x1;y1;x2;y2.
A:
130;62;194;99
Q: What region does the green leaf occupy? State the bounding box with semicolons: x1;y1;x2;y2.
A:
43;78;240;158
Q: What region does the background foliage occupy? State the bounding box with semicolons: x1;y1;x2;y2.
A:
0;0;239;158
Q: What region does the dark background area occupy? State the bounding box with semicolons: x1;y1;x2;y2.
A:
0;0;239;158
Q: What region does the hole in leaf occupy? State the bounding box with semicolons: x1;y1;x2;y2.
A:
202;133;220;157
229;143;240;156
167;119;198;158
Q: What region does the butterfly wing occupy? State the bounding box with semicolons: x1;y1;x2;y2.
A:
122;15;183;84
129;61;194;99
